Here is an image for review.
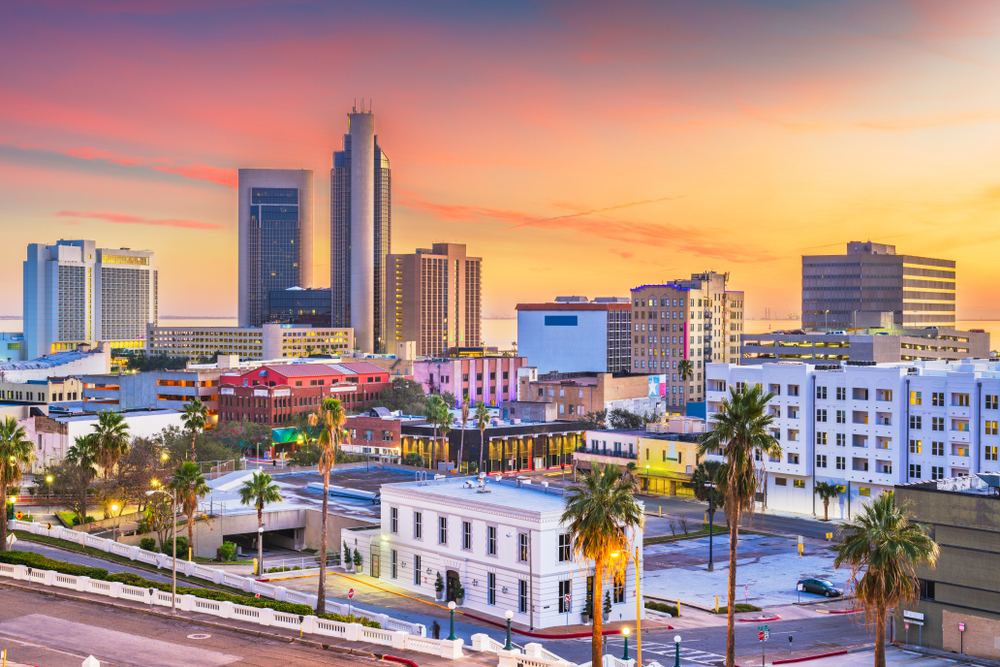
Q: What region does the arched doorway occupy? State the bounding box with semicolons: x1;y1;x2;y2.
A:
446;570;460;602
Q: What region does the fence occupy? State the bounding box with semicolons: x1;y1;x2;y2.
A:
0;560;465;660
6;519;423;637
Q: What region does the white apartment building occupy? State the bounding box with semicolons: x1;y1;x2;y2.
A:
342;477;643;629
24;240;158;359
146;322;353;360
706;359;1000;519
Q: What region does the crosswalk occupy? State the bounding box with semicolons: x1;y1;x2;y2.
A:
596;639;726;665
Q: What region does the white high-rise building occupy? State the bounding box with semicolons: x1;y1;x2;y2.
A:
706;359;1000;519
23;240;157;359
237;169;315;327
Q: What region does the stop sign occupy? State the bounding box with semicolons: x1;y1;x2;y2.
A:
758;631;765;641
348;588;355;599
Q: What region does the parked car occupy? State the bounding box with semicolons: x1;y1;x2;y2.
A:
797;578;842;597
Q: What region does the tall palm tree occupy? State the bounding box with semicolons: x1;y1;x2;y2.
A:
181;398;209;461
168;461;209;561
835;492;939;667
697;384;781;667
92;410;130;517
66;434;99;526
425;394;448;471
238;471;282;575
475;401;490;474
814;481;841;521
0;416;35;552
313;398;347;615
458;393;471;474
678;358;694;382
561;464;644;667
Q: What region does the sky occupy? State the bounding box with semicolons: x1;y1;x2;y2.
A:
1;0;999;319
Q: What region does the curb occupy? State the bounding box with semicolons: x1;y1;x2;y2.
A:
382;657;420;667
456;609;671;638
772;649;847;664
827;609;863;615
738;616;780;623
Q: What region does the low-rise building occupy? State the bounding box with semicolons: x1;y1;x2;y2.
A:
0;377;82;404
342;477;644;629
342;408;426;460
81;368;222;425
518;371;661;419
516;296;631;374
146;322;353;361
0;343;110;383
0;332;26;363
413;356;526;408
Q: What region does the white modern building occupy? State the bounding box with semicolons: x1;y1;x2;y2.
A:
146;322;353;361
706;359;1000;519
342;477;643;629
24;240;157;359
516;297;631;375
0;344;111;383
238;169;315;327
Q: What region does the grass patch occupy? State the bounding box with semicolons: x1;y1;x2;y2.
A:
645;601;678;616
56;512;95;527
646;524;714;545
713;603;762;614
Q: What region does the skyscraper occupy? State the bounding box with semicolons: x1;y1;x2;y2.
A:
237;169;314;327
331;107;391;353
802;241;956;330
386;243;482;357
23;240;157;359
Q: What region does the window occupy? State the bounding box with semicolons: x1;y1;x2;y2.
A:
932;417;944;432
836;456;846;470
910;391;922;406
987;446;998;461
836;387;846;401
836;410;846;424
488;572;496;605
988;421;999;435
519;579;528;613
439;517;448;545
909;464;922;479
836;433;846;447
919;579;935;600
414;512;422;539
391;549;397;579
518;533;528;562
793;479;805;488
932;441;944;456
787;385;799;397
987;395;999;410
559;580;571;613
816;386;827;400
775;477;787;486
787;453;800;465
909;416;922;430
558;533;571;562
816;431;827;445
390;507;398;534
931;466;944;480
932;392;944;407
487;526;497;555
909;439;922;454
817;409;827;423
613;572;625;603
414;555;421;586
953;393;970;407
816;454;827;468
464;521;473;551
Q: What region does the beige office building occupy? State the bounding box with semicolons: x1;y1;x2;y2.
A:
146;322;353;360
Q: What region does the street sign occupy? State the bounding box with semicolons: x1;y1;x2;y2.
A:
796;583;804;592
348;588;355;600
15;511;22;520
765;631;770;640
758;625;770;631
904;622;910;631
758;632;765;641
959;623;966;632
564;593;571;604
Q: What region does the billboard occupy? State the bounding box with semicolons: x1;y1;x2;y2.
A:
648;374;668;397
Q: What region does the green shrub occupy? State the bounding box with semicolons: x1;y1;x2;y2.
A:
318;612;382;629
645;601;679;616
714;603;762;614
162;536;188;558
216;541;237;562
0;550;109;580
139;537;158;552
72;515;97;526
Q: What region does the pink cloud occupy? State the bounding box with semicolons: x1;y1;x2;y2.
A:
55;210;224;230
64;146;236;187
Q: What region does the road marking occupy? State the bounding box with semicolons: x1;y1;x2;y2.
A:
897;656;935;664
0;635;128;666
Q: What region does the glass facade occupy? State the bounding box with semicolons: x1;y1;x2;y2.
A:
267;288;332;326
247;187;301;326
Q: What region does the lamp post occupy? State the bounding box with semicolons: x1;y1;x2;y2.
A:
504;610;514;650
110;503;119;542
704;480;717;571
45;475;53;511
146;487;177;614
611;545;643;667
622;627;630;661
673;634;682;667
645;464;650;492
447;601;457;641
824;309;830;331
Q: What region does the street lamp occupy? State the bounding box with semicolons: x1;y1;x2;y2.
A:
622;627;630;661
610;545;643;667
704;480;717;571
447;601;457;641
673;634;682;667
110;503;119;542
146;487;177;614
504;610;514;650
45;475;53;510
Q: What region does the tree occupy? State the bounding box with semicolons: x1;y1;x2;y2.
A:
814;481;841;521
313;398;348;615
403;452;424;467
691;460;727;525
835;492;939;667
92;410;130;517
425;394;450;471
458;393;471;474
65;435;100;525
238;471;282;574
561;464;644;667
168;461;209;561
697;384;781;667
144;494;174;552
576;410;607;430
0;416;35;551
159;425;241;464
607;408;656;430
212;419;274;455
181;398;209;461
116;437;168;514
475;401;490;474
367;377;430;414
678;358;694;382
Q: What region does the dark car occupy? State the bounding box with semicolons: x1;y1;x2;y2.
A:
797;578;842;597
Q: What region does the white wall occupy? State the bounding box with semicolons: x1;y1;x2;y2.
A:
518;310;608;374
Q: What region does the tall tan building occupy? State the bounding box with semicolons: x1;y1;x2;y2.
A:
630;271;743;408
385;243;482;356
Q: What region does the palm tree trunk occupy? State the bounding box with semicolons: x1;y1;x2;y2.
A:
0;484;8;552
459;426;465;474
257;505;264;576
432;427;438;471
727;501;740;667
875;607;887;667
479;428;485;474
190;430;197;461
187;509;194;561
592;558;605;667
823;499;829;521
317;467;330;615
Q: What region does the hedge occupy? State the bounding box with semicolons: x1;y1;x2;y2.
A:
0;550;109;580
645;601;679;616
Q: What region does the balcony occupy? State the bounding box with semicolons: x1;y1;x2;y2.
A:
876;389;893;402
852;434;869;448
876;413;892;426
875;437;892;451
852;411;869;425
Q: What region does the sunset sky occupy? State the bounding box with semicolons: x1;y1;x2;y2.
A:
2;1;1000;319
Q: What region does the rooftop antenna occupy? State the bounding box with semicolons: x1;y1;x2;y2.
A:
353;98;356;113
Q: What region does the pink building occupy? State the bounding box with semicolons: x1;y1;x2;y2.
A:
413;356;527;407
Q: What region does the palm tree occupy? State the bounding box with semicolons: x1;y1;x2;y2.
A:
0;416;35;552
814;481;841;521
168;461;209;561
92;410;130;517
697;384;781;667
475;401;490;474
313;398;347;615
458;393;471;474
678;358;694;382
835;492;938;667
66;434;99;525
425;394;449;471
691;459;727;525
181;398;209;461
561;464;644;667
238;471;282;575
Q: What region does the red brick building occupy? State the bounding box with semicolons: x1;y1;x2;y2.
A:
218;362;391;426
342;408;427;460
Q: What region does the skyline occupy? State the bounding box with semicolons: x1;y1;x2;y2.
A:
3;1;1000;319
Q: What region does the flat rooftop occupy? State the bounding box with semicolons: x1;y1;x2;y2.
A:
383;476;574;514
902;473;1000;497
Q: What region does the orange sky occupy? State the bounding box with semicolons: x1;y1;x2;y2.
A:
1;0;999;318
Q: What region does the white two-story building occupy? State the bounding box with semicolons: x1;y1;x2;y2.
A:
342;476;644;629
706;359;1000;519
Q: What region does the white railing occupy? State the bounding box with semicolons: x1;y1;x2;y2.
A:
470;633;508;653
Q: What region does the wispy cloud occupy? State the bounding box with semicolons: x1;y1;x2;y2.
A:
55;210;224;230
64;147;236;187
